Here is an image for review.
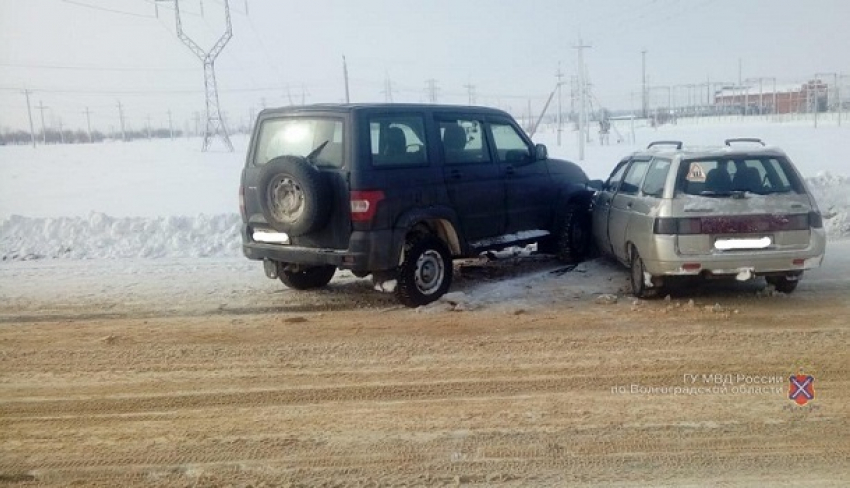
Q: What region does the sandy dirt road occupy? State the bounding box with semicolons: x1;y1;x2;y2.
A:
1;260;849;487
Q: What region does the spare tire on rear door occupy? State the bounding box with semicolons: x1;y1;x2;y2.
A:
258;155;332;236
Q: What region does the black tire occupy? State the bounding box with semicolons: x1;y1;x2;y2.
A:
258;156;332;236
279;265;336;290
395;235;453;307
555;203;592;263
766;275;799;294
630;247;660;299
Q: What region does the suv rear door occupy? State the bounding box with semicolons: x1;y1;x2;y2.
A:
243;112;352;250
437;115;506;241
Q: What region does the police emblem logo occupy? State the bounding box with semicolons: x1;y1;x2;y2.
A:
788;370;815;406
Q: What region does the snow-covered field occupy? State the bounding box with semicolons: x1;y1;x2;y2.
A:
1;118;849;264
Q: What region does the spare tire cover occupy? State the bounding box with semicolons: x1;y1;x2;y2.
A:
257;156;332;236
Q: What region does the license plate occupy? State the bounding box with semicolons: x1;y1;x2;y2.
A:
253;230;290;244
714;236;771;250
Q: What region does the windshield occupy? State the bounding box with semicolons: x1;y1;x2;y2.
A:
678;156;802;197
253;117;344;168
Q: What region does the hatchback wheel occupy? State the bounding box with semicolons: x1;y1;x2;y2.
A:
630;248;660;299
766;275;799;294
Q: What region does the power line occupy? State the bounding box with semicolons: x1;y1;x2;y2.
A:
61;0;155;18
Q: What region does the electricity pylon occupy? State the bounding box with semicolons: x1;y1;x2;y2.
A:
169;0;234;151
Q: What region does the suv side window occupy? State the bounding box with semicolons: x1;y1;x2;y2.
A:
439;119;491;165
619;159;650;195
489;122;531;164
641;158;672;197
369;115;427;167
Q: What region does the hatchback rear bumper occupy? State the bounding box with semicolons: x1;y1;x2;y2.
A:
642;229;827;277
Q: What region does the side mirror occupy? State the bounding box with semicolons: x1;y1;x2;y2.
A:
587;179;603;191
535;144;548;161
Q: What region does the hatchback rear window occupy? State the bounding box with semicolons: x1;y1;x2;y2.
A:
254;117;344;168
678;157;801;196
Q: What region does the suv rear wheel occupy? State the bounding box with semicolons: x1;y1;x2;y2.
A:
396;235;453;307
279;265;336;290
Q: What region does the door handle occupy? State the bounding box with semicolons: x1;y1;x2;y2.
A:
450;169;463;179
626;202;633;208
505;166;516;176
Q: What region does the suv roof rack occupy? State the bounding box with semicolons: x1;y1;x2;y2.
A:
725;138;765;146
647;140;683;150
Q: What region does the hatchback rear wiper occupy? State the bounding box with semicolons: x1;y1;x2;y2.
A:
305;140;329;161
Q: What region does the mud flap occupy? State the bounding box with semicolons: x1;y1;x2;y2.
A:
263;258;279;279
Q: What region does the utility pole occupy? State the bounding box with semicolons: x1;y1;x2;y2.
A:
172;0;234;151
167;110;174;140
84;107;93;143
463;82;476;106
556;63;564;146
425;79;439;103
36;100;49;145
146;114;152;140
381;73;394;103
641;49;647;118
738;58;742;87
574;38;591;161
58;119;65;144
342;55;350;103
117;101;126;142
23;90;36;147
816;72;840;126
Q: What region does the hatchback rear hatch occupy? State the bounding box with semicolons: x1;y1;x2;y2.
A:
664;155;820;255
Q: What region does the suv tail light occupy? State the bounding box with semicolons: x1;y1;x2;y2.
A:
350;190;385;222
808;211;823;229
239;185;246;220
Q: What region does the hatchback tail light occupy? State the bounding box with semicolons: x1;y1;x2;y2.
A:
350;190;385;223
653;217;702;235
654;214;816;235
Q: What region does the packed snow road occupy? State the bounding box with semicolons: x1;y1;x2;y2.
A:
1;247;849;486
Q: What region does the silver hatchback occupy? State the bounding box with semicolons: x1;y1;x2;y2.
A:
592;139;826;297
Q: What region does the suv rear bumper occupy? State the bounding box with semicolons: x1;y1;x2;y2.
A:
642;230;827;277
241;225;400;271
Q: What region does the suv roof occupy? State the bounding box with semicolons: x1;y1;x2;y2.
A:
257;103;513;118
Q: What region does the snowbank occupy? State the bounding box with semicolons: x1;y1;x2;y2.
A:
2;172;847;262
1;212;241;261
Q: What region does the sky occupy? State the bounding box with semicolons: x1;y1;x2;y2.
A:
1;0;848;134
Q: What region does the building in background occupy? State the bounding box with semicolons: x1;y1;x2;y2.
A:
714;80;829;114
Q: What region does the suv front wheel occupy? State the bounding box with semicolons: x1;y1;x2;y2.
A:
556;203;592;263
396;235;453;307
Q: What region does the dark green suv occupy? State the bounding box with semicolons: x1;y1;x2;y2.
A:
240;104;593;307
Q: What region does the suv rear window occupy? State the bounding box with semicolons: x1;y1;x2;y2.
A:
679;157;801;196
254;117;344;168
